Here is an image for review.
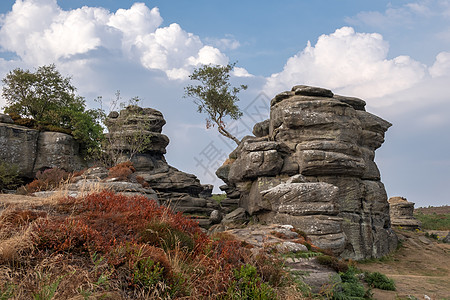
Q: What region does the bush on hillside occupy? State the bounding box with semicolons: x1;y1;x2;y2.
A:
364;271;396;291
23;167;70;193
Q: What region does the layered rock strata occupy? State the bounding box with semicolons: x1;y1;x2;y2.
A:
0;114;85;178
105;106;215;220
216;85;397;259
388;196;421;229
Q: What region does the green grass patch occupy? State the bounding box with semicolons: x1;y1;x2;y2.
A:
211;193;227;203
414;212;450;230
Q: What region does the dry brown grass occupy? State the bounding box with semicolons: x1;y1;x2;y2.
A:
0;191;313;299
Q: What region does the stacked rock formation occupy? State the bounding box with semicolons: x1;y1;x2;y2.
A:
216;85;397;259
105;106;215;221
0;113;85;178
388;197;421;229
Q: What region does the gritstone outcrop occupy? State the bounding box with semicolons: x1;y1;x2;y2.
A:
216;85;398;260
0;114;85;178
105;106;214;219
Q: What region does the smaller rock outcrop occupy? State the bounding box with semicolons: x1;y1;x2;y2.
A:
105;106;216;224
34;166;159;202
388;197;421;229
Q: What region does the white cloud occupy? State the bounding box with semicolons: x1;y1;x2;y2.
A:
0;0;232;80
233;67;254;78
429;51;450;77
264;27;426;99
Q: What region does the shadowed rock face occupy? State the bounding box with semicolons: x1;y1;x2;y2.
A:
105;106;213;216
0;117;85;178
216;85;397;260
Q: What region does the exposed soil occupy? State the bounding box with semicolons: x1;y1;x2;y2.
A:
357;228;450;300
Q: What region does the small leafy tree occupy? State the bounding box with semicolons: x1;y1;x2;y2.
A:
2;64;103;157
184;62;247;145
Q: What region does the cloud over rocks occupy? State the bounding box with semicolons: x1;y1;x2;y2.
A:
0;0;231;80
264;27;426;99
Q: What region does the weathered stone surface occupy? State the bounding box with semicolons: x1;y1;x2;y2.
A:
33;132;85;173
291;85;334;98
261;182;339;216
0;123;85;178
107;131;169;154
104;105;208;214
105;105;166;133
209;210;223;224
333;95;366;111
0;123;39;178
276;241;308;253
241;176;285;215
222;207;247;225
0;114;14;124
216;224;340;293
228;149;284;183
389;197;421;229
252;119;270;137
217;85;396;259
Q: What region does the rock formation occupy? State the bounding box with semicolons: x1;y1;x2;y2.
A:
216;85;397;260
105;106;216;223
35;166;159;202
0;114;85;178
388;196;421;229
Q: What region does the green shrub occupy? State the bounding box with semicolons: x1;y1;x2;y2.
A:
133;258;165;288
332;267;368;300
223;264;276;300
364;271;396;291
0;161;21;190
139;221;195;252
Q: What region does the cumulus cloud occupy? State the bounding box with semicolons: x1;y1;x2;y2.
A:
0;0;240;80
429;51;450;77
264;27;426;99
233;67;254;78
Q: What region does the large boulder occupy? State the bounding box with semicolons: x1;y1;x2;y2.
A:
217;85;397;260
0;123;85;178
33;132;85;173
0;123;40;178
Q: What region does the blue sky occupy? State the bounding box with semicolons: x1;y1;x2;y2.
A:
0;0;449;207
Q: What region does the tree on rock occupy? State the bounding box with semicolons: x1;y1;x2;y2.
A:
184;62;247;145
2;64;103;157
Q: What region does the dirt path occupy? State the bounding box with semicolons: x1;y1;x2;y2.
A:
357;229;450;300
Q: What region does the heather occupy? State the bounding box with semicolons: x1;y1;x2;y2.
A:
0;191;296;299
